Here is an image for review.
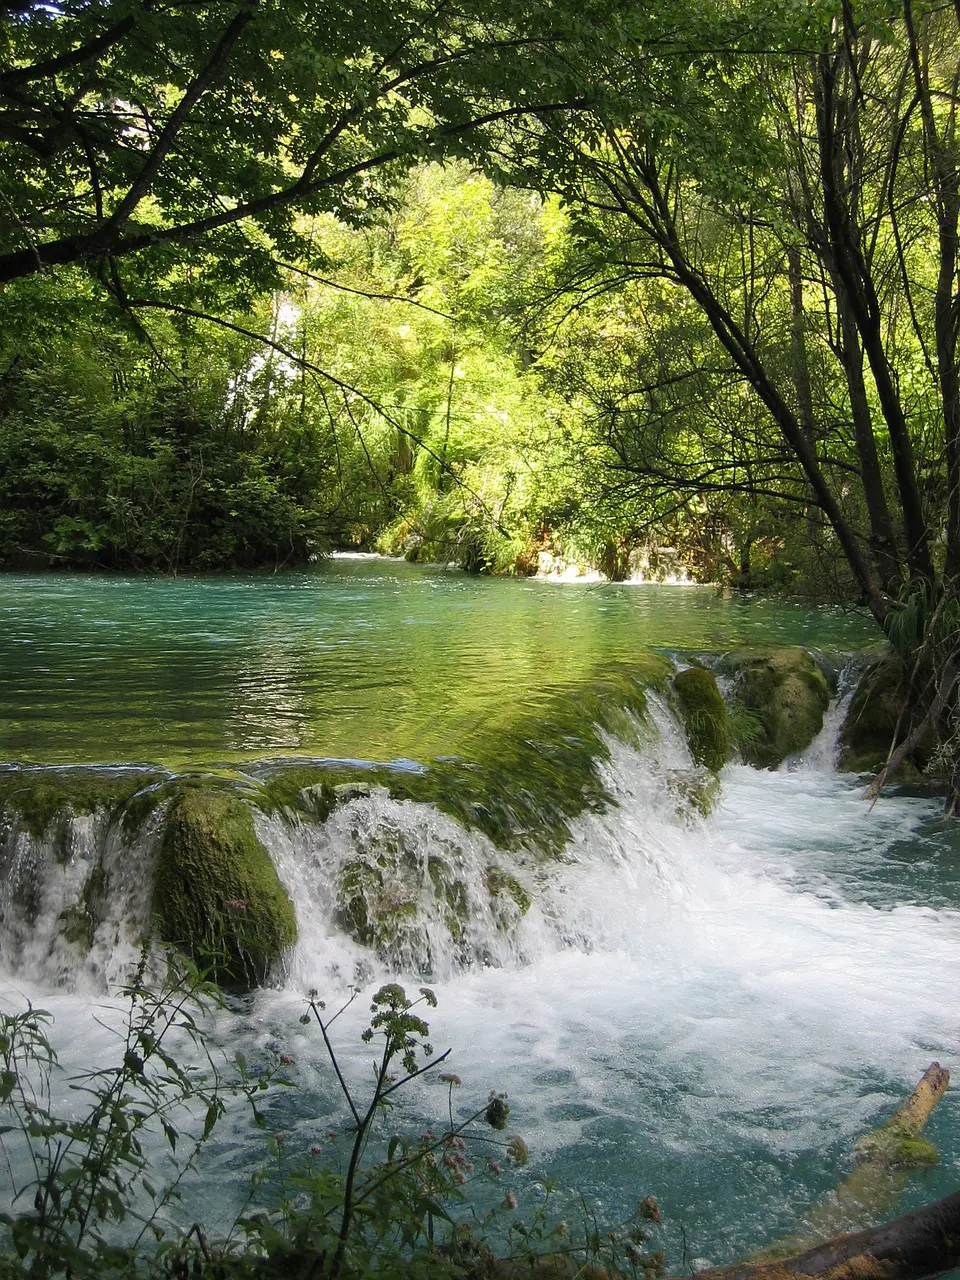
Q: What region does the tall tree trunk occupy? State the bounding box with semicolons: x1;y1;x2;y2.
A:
903;0;960;581
787;244;817;448
834;282;902;590
814;50;934;582
639;173;889;621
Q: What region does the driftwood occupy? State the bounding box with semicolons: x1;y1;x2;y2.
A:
691;1188;960;1280
469;1065;955;1280
470;1190;960;1280
769;1062;950;1250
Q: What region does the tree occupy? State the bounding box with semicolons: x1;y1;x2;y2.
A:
481;0;960;797
0;0;598;301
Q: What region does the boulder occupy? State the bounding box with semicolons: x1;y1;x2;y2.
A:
725;648;830;769
839;654;911;775
152;787;296;988
672;666;731;772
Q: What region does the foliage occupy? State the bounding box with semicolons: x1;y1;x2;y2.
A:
0;972;664;1279
0;954;277;1279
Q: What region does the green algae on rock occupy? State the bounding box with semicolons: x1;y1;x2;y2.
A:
672;666;731;772
152;787;296;988
664;767;721;818
0;768;163;841
257;659;670;858
840;654;910;776
724;648;830;768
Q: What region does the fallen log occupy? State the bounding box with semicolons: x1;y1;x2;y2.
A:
781;1062;950;1247
464;1065;954;1280
464;1189;960;1280
691;1186;960;1280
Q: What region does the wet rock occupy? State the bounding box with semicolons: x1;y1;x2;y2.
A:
664;767;721;817
672;666;731;772
724;648;830;769
152;787;296;988
840;654;912;776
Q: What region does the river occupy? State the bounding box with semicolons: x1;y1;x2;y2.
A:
1;558;958;1270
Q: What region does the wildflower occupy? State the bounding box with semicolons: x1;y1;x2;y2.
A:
639;1195;661;1225
485;1092;510;1130
464;1161;475;1172
504;1191;517;1211
507;1136;529;1167
273;1132;284;1144
310;1145;322;1155
557;1222;569;1238
455;1171;466;1184
439;1072;462;1086
488;1159;502;1175
222;899;249;910
279;1054;294;1065
326;1131;338;1141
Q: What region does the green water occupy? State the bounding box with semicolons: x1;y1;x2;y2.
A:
0;557;876;767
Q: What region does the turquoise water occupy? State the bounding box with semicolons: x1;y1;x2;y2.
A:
3;560;958;1274
0;557;875;766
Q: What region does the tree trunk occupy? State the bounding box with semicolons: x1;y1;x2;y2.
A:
692;1189;960;1280
834;287;902;592
813;51;934;582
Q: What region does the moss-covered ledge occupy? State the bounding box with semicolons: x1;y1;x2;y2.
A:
839;652;911;776
151;786;297;988
0;766;164;840
722;647;831;769
672;666;731;772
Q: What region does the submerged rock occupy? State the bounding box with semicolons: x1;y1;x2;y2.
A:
672;666;731;772
724;648;830;769
664;767;721;817
839;654;911;776
152;787;297;988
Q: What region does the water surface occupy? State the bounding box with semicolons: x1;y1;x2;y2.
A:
0;558;875;765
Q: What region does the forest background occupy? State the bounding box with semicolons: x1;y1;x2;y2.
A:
5;0;960;610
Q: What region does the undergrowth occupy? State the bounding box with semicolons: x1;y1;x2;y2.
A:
0;960;665;1279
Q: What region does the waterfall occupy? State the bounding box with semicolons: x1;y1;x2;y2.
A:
0;802;163;989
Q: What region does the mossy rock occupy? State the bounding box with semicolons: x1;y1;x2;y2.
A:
840;654;910;775
0;768;163;839
252;659;669;861
485;865;531;917
152;787;296;988
337;856;420;952
665;768;721;818
672;666;731;772
724;648;830;769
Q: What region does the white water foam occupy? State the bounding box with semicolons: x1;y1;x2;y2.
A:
0;806;163;989
2;697;959;1262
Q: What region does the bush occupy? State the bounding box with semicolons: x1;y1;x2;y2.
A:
0;964;665;1279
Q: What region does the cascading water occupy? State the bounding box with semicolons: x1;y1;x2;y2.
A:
2;681;959;1267
0;789;165;989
